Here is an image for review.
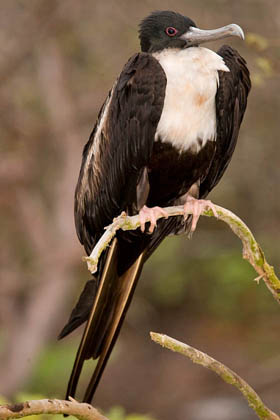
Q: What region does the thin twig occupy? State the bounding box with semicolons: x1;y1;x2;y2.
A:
84;204;280;304
150;332;280;420
0;398;108;420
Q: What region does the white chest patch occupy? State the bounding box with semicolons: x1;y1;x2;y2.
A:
153;47;229;152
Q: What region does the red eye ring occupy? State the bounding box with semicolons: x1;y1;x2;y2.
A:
165;27;178;37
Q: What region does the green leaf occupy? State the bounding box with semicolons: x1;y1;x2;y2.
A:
255;57;273;76
246;32;268;51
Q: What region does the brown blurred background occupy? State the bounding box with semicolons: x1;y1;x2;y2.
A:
0;1;279;419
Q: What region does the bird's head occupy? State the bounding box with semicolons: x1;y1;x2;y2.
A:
139;10;244;53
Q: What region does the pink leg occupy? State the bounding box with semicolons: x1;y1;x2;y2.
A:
139;205;168;233
183;196;218;232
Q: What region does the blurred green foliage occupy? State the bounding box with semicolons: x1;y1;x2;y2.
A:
106;406;156;420
145;236;279;320
27;339;79;396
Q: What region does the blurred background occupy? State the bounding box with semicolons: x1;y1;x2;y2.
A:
0;1;279;419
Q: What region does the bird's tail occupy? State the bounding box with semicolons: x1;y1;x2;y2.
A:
64;237;145;403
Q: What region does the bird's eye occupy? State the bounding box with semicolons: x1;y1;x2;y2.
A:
165;27;178;37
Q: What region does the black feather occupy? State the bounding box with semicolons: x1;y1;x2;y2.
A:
200;45;251;197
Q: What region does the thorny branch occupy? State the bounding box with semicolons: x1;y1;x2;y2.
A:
84;204;280;304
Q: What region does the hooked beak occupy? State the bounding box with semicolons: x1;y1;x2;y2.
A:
180;24;245;46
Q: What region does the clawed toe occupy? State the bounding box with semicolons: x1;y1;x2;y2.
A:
184;197;217;232
139;205;168;233
207;201;218;218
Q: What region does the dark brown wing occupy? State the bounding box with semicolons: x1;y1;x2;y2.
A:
199;45;251;198
61;53;166;403
75;53;166;256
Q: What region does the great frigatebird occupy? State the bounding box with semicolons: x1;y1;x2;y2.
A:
59;10;251;403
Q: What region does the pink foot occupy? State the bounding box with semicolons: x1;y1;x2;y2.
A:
184;197;218;232
139;205;168;233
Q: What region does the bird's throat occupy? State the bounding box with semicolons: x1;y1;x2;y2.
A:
153;47;229;153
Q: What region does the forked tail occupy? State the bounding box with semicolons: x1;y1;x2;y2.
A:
65;237;145;403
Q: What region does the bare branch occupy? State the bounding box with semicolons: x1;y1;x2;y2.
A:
150;332;280;420
84;204;280;305
0;398;108;420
